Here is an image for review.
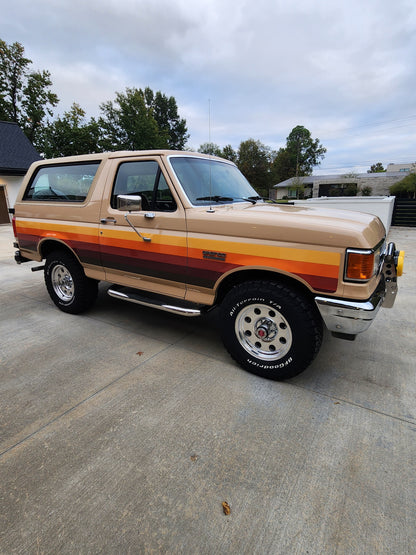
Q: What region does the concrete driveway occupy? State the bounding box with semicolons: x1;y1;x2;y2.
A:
1;223;415;553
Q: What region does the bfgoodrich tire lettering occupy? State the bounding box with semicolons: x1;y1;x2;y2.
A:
220;280;323;380
44;251;98;314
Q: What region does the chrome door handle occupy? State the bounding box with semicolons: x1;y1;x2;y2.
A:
100;217;116;224
144;212;156;219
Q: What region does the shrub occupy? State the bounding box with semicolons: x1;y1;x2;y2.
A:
390;174;416;198
360;186;373;196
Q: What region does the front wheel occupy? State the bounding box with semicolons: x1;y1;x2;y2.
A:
219;280;323;380
44;250;98;314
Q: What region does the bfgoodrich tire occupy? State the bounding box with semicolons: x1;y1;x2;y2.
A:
219;280;323;380
44;250;98;314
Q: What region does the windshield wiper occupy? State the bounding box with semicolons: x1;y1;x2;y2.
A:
245;196;263;204
196;195;258;205
196;195;234;202
247;195;281;204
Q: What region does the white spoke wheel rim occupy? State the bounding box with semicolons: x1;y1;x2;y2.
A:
235;303;293;361
51;264;74;302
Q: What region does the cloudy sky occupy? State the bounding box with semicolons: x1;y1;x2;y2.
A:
3;0;416;174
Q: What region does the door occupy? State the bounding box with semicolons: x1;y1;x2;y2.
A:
0;187;9;224
98;157;188;299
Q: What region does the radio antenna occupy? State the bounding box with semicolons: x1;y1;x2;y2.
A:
208;98;211;144
207;98;215;213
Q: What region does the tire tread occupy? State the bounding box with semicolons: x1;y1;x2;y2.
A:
220;280;323;380
44;250;98;314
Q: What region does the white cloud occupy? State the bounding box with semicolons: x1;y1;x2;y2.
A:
2;0;416;169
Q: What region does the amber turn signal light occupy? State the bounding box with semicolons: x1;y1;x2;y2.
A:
345;251;375;281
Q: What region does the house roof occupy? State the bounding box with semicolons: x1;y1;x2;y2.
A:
0;121;42;175
274;171;407;188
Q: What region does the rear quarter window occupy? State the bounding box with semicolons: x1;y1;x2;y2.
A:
23;162;101;202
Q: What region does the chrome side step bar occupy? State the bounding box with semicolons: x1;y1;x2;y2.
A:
107;285;203;317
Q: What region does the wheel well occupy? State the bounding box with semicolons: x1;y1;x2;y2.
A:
215;269;315;305
39;239;77;261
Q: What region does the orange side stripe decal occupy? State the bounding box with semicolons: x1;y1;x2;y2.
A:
187;248;340;278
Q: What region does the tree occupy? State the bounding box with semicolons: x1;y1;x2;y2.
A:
98;87;188;152
390;173;416;199
198;143;238;162
270;148;294;184
198;142;223;156
40;103;101;158
289;176;306;199
0;38;58;147
368;162;385;173
237;139;273;197
221;144;238;163
98;87;165;151
143;87;188;149
22;70;60;144
271;125;326;183
0;40;30;121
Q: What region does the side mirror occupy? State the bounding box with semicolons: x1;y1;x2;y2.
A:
117;194;142;212
116;194;152;243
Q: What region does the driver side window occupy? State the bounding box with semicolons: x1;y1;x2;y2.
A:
111;160;176;211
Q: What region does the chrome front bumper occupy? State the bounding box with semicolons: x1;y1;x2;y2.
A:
315;287;385;336
315;242;402;337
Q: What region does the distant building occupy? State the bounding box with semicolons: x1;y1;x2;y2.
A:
0;121;41;223
386;162;416;173
271;164;416;200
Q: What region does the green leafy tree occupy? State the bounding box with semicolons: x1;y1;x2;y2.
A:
289;176;306;199
237;138;273;197
390;173;416;199
22;70;60;144
198;143;238;162
98;87;165;151
367;162;385;173
270;148;294;184
198;142;223;156
143;87;188;149
0;38;58;147
271;125;326;183
221;144;238;163
98;87;188;151
40;103;101;158
0;40;30;121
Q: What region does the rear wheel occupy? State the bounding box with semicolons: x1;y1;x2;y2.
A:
44;251;98;314
220;280;323;380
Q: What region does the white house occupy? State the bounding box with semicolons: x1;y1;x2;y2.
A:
0;121;41;224
271;166;416;200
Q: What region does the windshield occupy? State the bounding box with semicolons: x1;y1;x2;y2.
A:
169;156;260;206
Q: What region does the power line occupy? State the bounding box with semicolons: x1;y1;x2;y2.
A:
343;114;416;131
317;114;416;140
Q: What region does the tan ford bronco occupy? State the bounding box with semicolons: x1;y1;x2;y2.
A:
11;150;404;380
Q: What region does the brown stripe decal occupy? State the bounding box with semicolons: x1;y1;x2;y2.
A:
16;222;340;293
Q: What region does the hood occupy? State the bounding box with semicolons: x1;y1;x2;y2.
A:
186;202;385;249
